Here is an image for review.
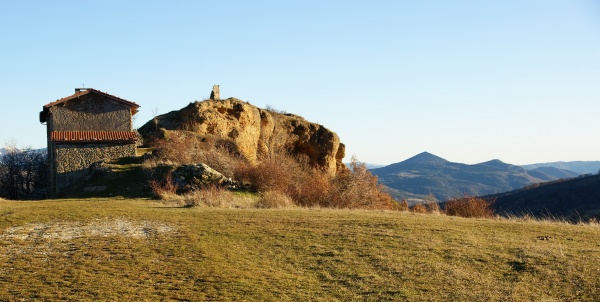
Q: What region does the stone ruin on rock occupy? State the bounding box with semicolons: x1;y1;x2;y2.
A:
210;84;220;100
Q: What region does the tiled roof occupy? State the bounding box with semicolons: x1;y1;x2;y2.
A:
50;131;139;143
43;88;140;115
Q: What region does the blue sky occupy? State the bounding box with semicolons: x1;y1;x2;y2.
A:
1;0;599;165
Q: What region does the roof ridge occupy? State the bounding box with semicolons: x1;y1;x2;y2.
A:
43;89;140;110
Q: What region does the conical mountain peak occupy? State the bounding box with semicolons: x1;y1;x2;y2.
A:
403;152;449;164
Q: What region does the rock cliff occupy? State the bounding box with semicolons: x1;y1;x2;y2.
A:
138;98;346;175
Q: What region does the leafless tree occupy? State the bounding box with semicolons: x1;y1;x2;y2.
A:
0;145;47;199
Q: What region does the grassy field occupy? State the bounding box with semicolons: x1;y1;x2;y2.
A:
0;198;599;301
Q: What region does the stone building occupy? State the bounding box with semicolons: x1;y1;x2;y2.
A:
40;88;140;197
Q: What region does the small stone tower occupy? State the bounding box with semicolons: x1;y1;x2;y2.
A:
210;85;220;100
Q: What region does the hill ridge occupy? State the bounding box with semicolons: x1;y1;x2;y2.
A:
402;151;449;164
372;152;571;201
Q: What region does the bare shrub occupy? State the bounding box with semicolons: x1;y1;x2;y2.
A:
444;195;495;218
0;146;47;200
182;185;235;208
148;131;198;165
146;130;242;178
234;151;304;194
398;200;410;212
149;173;178;200
327;157;395;210
265;105;287;115
411;203;428;213
290;169;332;207
257;191;294;209
426;201;441;214
424;193;441;214
198;145;241;178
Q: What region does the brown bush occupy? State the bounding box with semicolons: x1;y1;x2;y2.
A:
149;173;178;200
326;157;395;210
234;151;304;194
290;169;332;207
146;131;198;165
411;203;428;213
424;193;441;214
398;200;410;211
444;196;495;218
145;130;241;178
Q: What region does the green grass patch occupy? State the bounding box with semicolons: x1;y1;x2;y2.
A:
0;199;598;301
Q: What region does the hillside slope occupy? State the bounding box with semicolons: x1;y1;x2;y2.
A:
529;166;579;179
372;152;559;201
488;174;600;221
521;161;600;175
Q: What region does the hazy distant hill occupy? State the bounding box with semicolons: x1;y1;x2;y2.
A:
0;147;46;156
521;161;600;175
345;162;385;170
528;166;579;179
488;174;600;221
372;152;562;201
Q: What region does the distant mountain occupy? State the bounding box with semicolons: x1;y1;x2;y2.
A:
528;166;579;179
372;152;565;201
364;163;386;169
521;161;600;175
487;174;600;221
345;162;385;170
0;147;46;156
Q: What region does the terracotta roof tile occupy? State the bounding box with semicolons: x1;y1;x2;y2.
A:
43;88;140;115
51;131;139;143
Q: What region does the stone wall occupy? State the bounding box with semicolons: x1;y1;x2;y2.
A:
49;94;132;131
50;143;136;196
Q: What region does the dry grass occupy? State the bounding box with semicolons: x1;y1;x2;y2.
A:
499;213;600;227
256;191;295;209
181;186;257;208
0;218;175;241
0;199;598;301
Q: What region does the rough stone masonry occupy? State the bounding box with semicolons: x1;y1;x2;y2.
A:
210;85;220;100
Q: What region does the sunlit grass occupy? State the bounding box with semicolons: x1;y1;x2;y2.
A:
0;199;598;301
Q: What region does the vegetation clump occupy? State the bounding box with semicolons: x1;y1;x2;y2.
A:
143;130;395;210
0;146;47;200
444;195;496;218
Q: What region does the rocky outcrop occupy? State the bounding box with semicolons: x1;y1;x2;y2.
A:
172;163;237;193
138;98;346;175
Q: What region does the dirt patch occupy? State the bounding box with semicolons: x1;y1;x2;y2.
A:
0;218;176;241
